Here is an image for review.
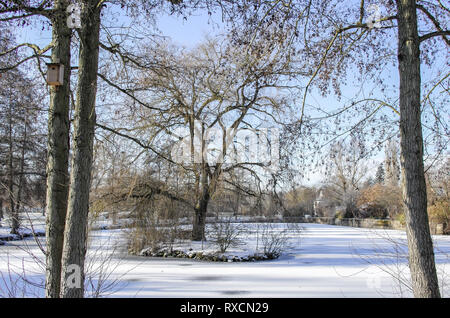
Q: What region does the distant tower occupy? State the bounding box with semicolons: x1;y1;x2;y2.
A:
313;190;325;216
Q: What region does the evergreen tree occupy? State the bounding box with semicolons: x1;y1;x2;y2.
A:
375;164;385;184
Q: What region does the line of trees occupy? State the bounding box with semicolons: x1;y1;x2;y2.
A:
0;28;47;233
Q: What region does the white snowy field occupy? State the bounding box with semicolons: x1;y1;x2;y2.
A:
1;217;450;298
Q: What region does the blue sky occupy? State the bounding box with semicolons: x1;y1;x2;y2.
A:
16;4;225;48
156;11;225;47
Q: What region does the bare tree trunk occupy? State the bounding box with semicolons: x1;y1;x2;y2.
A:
192;166;210;241
44;0;72;298
192;198;209;241
396;0;440;298
15;117;27;222
8;89;19;235
0;199;3;226
60;1;101;298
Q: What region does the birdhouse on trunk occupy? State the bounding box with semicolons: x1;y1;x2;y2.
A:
46;63;64;86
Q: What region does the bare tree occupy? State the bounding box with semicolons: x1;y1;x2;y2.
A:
44;0;71;298
0;33;46;236
58;0;102;298
96;35;294;240
396;0;442;298
385;139;400;187
0;0;72;298
325;138;367;216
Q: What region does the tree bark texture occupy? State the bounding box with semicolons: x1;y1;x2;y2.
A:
60;1;101;298
192;166;210;241
44;0;72;298
396;0;440;298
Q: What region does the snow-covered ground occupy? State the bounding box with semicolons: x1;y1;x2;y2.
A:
1;216;449;298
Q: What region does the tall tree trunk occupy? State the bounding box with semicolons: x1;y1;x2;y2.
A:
15;117;27;221
8;90;18;235
192;197;209;241
60;1;101;298
396;0;440;298
0;199;3;226
192;166;210;241
44;0;72;298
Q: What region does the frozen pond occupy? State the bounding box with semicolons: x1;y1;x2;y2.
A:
1;222;450;297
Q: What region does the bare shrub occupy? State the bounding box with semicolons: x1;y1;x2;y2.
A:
128;221;165;254
84;236;133;298
127;219;188;255
258;223;302;258
126;197;188;255
208;218;245;253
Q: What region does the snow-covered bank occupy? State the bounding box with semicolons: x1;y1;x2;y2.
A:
0;212;46;244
